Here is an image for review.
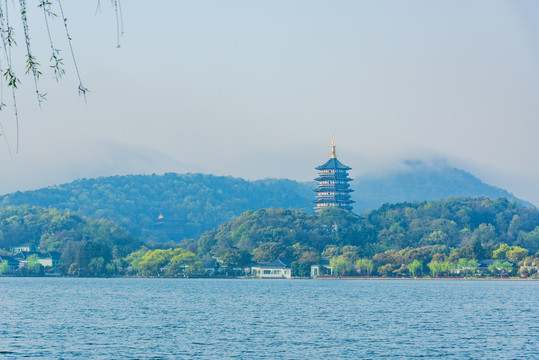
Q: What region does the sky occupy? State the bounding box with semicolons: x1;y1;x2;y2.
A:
1;0;538;206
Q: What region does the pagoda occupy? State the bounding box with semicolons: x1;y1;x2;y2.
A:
314;137;354;212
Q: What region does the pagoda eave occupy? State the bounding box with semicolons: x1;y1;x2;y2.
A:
314;177;353;182
313;199;355;204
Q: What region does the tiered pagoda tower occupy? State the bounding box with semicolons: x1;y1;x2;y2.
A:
314;138;354;212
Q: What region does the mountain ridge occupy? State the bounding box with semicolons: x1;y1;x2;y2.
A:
350;159;531;211
0;161;532;242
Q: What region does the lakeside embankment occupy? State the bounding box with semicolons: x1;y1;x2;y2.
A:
2;274;538;280
313;276;538;280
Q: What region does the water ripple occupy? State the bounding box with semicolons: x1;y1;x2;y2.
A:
0;278;537;359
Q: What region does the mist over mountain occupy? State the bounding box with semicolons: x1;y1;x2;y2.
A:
0;160;531;242
351;159;530;212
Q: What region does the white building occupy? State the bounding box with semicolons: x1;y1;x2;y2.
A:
251;259;292;279
311;259;333;277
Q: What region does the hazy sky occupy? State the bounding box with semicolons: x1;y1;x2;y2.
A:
1;1;538;206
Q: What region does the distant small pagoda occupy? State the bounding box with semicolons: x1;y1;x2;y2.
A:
314;137;354;212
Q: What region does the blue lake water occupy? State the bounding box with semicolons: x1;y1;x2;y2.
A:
0;278;538;359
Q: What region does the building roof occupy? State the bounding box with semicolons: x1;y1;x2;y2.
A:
314;174;352;181
314;187;353;192
313;195;355;204
316;259;331;267
0;255;20;266
252;258;291;269
478;259;516;267
315;157;351;171
48;252;61;260
13;251;60;261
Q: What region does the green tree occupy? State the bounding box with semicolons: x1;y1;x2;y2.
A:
488;261;503;275
506;247;529;262
39;233;61;252
377;264;394;277
215;248;251;269
354;259;374;276
124;247;148;274
499;261;513;276
517;226;539;253
321;246;340;259
105;260;121;275
493;244;511;259
26;254;43;275
0;260;8;275
473;223;497;244
252;242;288;262
467;259;479;276
88;257;105;276
421;230;448;246
291;262;311;277
372;250;404;269
407;259;422;277
163;249;203;277
457;258;478;277
330;256;353;276
427;261;443;277
138;249;169;276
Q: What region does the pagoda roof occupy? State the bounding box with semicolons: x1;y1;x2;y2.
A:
314;188;353;193
316;157;351;171
314;176;352;182
314;199;355;204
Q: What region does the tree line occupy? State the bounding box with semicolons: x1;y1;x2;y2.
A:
1;198;538;278
192;198;539;278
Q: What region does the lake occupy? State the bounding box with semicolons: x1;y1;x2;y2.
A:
1;278;538;359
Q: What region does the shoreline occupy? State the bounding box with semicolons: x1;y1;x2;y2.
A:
312;276;539;281
1;275;538;280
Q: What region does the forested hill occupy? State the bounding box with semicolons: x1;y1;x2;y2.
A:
0;206;141;274
0;165;531;243
197;198;539;262
0;174;313;242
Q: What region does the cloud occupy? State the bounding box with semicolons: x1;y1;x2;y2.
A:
0;137;193;195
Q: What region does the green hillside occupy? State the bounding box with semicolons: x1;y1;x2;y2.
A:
0;173;313;242
197;197;539;266
0;164;532;244
0;206;140;275
1;198;538;277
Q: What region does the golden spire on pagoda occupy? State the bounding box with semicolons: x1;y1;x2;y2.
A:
330;134;336;158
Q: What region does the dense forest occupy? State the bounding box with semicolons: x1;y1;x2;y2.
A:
0;206;140;275
1;198;538;277
197;197;539;259
0;168;527;244
0;174;313;242
194;198;539;277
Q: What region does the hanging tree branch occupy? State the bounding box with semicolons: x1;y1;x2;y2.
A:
39;0;65;82
111;0;123;48
0;0;121;154
19;0;45;108
57;0;88;102
0;0;19;154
